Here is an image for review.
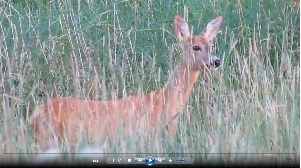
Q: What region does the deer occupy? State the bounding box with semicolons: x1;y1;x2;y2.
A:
29;14;223;155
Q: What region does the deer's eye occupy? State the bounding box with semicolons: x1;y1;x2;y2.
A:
193;46;202;51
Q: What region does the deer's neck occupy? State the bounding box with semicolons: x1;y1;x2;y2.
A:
162;60;200;119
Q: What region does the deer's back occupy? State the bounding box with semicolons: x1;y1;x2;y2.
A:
31;89;177;151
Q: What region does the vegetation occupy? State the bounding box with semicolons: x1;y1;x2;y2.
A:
0;0;299;165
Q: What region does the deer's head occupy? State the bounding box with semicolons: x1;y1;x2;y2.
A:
174;14;222;70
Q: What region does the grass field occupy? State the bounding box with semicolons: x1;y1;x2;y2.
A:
0;0;299;165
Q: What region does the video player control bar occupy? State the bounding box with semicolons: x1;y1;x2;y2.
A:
106;156;194;165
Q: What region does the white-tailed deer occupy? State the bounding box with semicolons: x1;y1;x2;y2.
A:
29;14;223;153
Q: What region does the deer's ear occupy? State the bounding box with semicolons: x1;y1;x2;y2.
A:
200;16;222;41
174;14;190;40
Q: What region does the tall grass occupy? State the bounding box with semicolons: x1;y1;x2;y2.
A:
0;0;299;165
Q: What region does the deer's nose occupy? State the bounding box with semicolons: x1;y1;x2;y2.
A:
214;59;220;67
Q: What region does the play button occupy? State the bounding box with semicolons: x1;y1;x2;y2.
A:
145;156;155;166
